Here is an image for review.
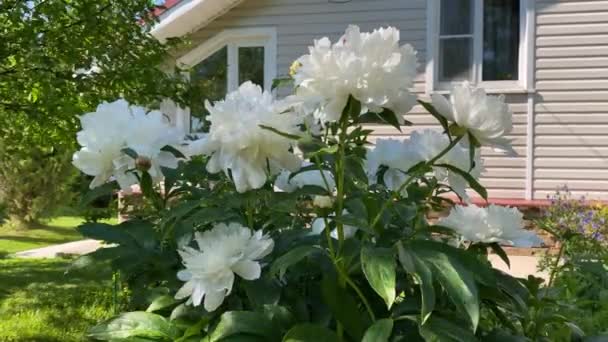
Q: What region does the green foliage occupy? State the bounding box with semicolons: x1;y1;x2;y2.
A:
535;188;608;337
0;0;189;223
76;96;587;341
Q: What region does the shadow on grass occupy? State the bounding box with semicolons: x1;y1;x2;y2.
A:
0;259;115;342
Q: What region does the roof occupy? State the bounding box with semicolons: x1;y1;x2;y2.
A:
151;0;246;42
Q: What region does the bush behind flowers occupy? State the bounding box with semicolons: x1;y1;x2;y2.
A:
71;26;592;341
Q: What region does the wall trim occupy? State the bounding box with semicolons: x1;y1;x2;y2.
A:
425;0;535;93
524;0;536;200
175;27;278;133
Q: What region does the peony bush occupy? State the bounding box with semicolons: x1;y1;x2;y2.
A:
73;26;585;341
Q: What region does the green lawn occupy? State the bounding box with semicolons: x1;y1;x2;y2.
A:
0;258;115;341
0;216;116;254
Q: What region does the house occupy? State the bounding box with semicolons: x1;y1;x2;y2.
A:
152;0;608;204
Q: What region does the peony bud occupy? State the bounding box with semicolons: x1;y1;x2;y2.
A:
135;156;152;172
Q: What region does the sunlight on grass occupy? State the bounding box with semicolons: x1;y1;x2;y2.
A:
0;216;118;254
0;258;114;341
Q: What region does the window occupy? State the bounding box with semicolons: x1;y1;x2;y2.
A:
176;28;277;132
428;0;533;92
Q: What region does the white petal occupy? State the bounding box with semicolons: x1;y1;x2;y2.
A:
431;93;455;122
232;260;261;281
191;283;205;307
175;280;195;300
203;289;226;312
177;270;192;281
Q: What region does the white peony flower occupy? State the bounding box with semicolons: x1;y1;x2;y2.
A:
431;82;514;154
407;130;484;201
312;210;357;239
119;109;184;183
274;164;336;193
73;99;184;191
293;25;418;123
189;82;302;193
365;138;420;195
175;223;274;312
312;195;334;208
438;204;543;247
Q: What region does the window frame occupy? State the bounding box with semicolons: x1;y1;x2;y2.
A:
426;0;535;94
174;27;278;132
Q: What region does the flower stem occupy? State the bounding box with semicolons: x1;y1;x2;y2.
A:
334;120;349;253
370;135;464;229
335;261;377;322
246;198;255;229
548;240;566;288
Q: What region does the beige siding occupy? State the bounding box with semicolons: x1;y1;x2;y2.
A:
178;0;608;201
534;0;608;199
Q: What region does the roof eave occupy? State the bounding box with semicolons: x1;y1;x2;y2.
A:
151;0;245;42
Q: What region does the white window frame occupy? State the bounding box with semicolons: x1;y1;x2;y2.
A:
426;0;535;94
174;27;277;132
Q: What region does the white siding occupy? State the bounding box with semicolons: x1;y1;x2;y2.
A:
534;0;608;200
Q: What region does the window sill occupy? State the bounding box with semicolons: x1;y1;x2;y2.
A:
429;87;536;96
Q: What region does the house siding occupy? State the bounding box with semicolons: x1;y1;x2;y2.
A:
534;0;608;200
176;0;608;201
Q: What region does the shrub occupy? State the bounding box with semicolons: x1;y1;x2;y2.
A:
0;140;76;227
71;26;594;341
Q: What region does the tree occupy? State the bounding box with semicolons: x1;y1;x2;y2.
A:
0;0;188;226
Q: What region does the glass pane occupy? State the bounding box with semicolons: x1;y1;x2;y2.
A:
238;46;265;88
190;46;228;131
439;38;473;82
483;0;520;81
440;0;473;35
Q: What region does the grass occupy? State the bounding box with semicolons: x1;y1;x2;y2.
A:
0;258;115;342
0;216;117;254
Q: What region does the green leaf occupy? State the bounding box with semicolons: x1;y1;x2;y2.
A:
88;311;180;341
376;108;403;132
345;155;369;184
287;164;331;182
483;330;528;342
397;242;435;324
283;324;339;342
242;278;281;308
343;95;362;122
263;305;296;331
272;77;294;91
122;147;138;159
321;276;368;341
77;222;135;246
419;316;478;342
418;100;450;137
161;145;186;159
436;163;488;200
140;171;164;209
361;246;396;309
81;182;116;206
269;245;319;279
259;124;301;140
146;295;176;313
467;133;477;171
406;240;486;331
208;311;277;342
489;243;510;268
362;319;393;342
